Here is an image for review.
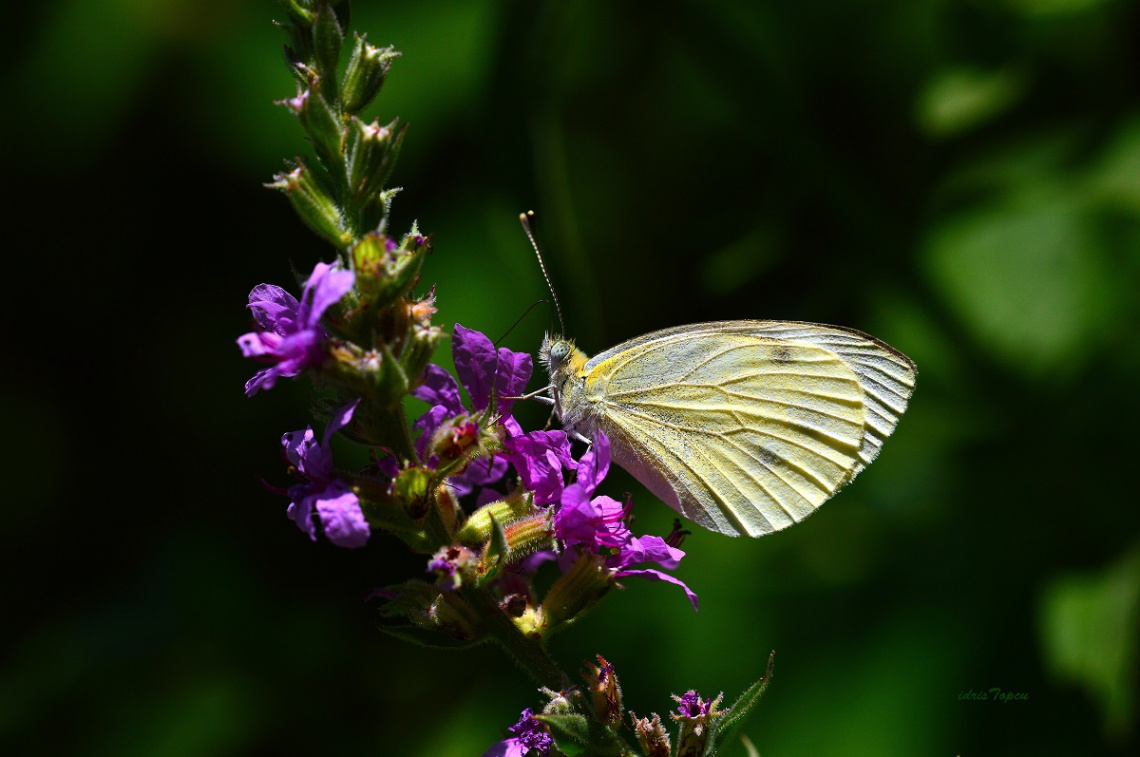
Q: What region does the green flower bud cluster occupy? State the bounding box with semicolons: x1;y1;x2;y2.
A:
269;0;406;246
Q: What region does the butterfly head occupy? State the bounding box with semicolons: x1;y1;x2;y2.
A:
540;333;588;377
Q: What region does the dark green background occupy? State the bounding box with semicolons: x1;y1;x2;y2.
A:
3;0;1139;754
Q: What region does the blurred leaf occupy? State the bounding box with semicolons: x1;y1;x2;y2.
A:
1039;544;1140;739
917;66;1027;139
933;127;1080;202
1083;116;1140;214
923;187;1119;379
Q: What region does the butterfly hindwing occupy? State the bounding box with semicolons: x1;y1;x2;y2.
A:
576;321;916;537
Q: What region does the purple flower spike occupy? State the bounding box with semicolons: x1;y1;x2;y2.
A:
282;399;369;549
481;709;552;757
238;261;354;396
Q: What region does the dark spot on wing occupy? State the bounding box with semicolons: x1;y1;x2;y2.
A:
771;346;793;362
758;446;780;466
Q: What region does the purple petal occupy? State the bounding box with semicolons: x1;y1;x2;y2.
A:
475;487;504;507
412;364;465;415
554;492;630;548
502;430;576;506
287;486;319;541
377;456;400;479
616;568;699;611
516;549;557;574
413;405;452;460
575;431;611;497
282;427;326;478
452;324;498;411
494;347;533;415
299;262;355;328
322;398;361;447
247;284;300;334
611;534;685;571
316;483;369;548
480;739;529;757
449;456;509;497
237;330;282;358
244;366;283;397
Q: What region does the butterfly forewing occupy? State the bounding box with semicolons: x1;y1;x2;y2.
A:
575;321;916;537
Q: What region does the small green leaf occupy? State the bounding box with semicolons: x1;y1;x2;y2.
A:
713;651;775;752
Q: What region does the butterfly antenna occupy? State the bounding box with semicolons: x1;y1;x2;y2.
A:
520;210;565;335
494;299;554;347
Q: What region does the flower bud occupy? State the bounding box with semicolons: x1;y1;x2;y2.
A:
291;85;345;169
631;712;671;757
349;228;427;309
279;0;316;28
376;579;484;644
347;118;404;202
393;464;433;519
400;320;443;388
428;545;479;590
475;512;555;586
341;35;400;113
366;342;410;410
540;687;578;717
582;656;623;730
266;162;351;247
311;1;343;81
455;489;535;545
670;691;725;757
537;552;612;633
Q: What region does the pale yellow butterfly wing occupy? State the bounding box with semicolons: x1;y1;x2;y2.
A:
578;321;916;537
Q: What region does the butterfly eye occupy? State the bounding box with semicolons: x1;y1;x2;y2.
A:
550;341;570;362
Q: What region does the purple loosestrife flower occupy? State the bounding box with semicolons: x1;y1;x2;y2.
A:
481;708;552;757
412;324;532;475
238;261;354;396
282;399;370;548
554;432;699;611
671;690;725;756
500;419;577;507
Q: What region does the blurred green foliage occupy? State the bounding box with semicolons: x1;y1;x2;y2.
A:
3;0;1139;754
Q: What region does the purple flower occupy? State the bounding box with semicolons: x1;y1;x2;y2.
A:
451;324;532;415
238;261;354;396
427;545;477;591
501;419;577;507
481;709;552;757
411;324;532;480
553;432;699;611
670;690;725;753
282;399;369;549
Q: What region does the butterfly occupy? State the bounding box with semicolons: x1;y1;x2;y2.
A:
538;320;916;537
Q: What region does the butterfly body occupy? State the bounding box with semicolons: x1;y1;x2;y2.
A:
540;321;916;537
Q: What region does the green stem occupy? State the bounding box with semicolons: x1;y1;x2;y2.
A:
460;583;565;691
